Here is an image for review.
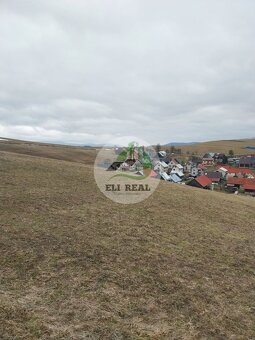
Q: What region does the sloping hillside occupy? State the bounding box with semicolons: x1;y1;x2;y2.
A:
0;148;255;339
171;138;255;155
0;138;96;165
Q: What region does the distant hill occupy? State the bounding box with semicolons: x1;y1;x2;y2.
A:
164;138;255;155
164;142;199;146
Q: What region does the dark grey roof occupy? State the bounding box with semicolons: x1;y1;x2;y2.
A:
206;171;221;179
240;157;255;165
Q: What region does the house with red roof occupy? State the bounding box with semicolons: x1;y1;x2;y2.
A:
226;177;255;190
186;175;212;189
217;165;255;178
243;183;255;193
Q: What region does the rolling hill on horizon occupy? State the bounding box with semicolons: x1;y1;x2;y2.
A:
1;137;255;159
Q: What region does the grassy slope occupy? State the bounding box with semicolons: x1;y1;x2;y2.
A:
166;138;255;155
0;138;96;165
0;146;254;339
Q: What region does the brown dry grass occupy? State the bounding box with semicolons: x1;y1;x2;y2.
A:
166;138;255;155
0;138;97;165
0;141;255;339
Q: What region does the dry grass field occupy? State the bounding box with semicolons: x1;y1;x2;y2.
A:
167;138;255;155
0;139;255;339
0;138;96;165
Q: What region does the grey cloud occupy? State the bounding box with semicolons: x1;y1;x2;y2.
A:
0;0;255;145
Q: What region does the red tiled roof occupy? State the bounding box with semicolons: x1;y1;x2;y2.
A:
238;168;255;175
217;165;254;175
243;184;255;191
227;177;245;185
195;175;212;187
210;177;221;183
227;177;255;186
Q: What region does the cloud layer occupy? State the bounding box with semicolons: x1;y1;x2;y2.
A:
0;0;255;144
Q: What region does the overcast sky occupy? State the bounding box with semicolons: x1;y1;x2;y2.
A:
0;0;255;145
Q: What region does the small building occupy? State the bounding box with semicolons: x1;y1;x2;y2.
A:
217;165;255;178
168;158;180;169
228;157;240;165
171;163;184;173
135;170;144;176
169;173;182;183
214;153;226;162
158;150;167;158
239;156;255;169
185;161;193;172
170;168;184;178
186;175;212;189
191;167;199;177
226;177;245;189
205;171;221;183
160;172;170;181
125;159;136;166
191;156;203;165
243;183;255;193
107;161;123;171
154;161;169;173
226;177;255;190
202;157;214;166
119;162;130;171
130;159;143;171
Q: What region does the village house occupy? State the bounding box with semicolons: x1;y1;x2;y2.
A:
243;183;255;194
107;161;123;171
168;158;180;169
119;161;130;171
158;150;167;158
203;153;213;158
170;165;184;178
239;156;255;169
226;177;246;189
213;153;227;163
228;157;240;165
159;157;170;165
202;157;214;166
191;167;199;177
130;159;143;171
169;173;182;183
188;163;205;177
191;156;203;165
160;172;170;181
226;177;255;192
154;160;169;173
185;161;193;172
217;166;228;178
186;175;212;189
217;165;255;179
205;171;222;183
135;170;144;176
